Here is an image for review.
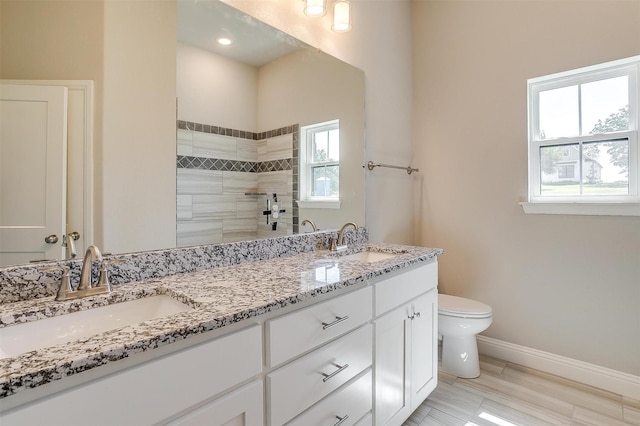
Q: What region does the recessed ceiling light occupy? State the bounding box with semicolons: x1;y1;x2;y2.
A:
216;37;232;46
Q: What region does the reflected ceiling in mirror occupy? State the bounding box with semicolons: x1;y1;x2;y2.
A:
178;0;304;67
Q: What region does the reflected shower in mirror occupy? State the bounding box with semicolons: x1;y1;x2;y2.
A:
175;0;365;245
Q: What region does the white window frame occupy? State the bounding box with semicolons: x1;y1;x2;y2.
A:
523;55;640;216
297;119;341;210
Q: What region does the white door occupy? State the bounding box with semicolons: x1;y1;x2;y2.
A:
0;84;68;265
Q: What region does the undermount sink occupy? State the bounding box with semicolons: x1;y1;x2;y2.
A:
0;295;192;359
341;250;405;263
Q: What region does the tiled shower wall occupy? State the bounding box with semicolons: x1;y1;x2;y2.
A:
176;121;299;246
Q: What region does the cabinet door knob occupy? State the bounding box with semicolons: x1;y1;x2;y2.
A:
333;414;350;426
322;315;350;330
321;363;349;382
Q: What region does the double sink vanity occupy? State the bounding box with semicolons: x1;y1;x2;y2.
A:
0;230;443;425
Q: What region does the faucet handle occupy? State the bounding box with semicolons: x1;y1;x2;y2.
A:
38;265;72;301
97;259;124;292
54;266;72;301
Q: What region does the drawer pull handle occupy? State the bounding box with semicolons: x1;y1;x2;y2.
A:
333;414;350;426
409;311;421;320
322;315;350;330
321;363;349;382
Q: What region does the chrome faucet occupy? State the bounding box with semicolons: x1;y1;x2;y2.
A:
301;219;318;232
55;245;113;301
331;222;358;251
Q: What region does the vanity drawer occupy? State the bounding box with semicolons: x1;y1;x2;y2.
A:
288;370;372;426
267;324;372;426
375;261;437;316
266;287;372;367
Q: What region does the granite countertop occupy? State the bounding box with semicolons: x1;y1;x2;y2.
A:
0;243;443;400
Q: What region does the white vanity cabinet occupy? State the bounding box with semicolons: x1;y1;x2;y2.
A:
1;325;263;426
373;261;438;426
0;255;440;426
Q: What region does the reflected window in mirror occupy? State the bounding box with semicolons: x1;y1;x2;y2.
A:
300;120;341;208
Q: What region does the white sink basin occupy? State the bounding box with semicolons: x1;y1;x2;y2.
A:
0;295;192;359
342;250;403;263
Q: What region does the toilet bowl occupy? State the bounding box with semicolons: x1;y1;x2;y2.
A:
438;294;492;379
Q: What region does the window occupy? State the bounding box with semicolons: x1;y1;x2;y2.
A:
299;120;341;209
524;56;640;216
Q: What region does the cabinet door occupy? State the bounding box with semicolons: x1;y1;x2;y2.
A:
167;380;263;426
409;289;437;410
374;304;411;426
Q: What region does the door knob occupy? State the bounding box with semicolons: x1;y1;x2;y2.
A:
44;234;59;244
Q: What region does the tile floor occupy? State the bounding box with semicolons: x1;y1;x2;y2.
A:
404;355;640;426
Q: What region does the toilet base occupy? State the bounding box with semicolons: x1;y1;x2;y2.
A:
441;335;480;379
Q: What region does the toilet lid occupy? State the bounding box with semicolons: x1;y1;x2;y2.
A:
439;294;492;318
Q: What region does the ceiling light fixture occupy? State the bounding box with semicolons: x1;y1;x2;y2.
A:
331;0;351;32
216;37;232;46
304;0;326;17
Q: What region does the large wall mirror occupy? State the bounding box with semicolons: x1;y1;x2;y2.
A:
0;0;365;268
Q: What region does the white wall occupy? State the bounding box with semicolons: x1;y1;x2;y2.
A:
223;0;415;243
258;49;366;229
177;43;258;131
102;1;177;254
412;0;640;376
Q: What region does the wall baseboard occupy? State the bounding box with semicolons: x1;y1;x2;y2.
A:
477;335;640;400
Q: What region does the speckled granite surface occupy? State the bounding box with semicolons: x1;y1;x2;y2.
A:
0;229;367;304
0;238;442;400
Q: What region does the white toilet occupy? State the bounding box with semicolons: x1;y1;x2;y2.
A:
438;294;493;379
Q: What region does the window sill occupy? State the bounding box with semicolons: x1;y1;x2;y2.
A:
296;199;341;210
520;202;640;216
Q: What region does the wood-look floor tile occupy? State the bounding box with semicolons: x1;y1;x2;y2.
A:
472;398;571;426
438;369;458;385
420;408;468;426
407;404;432;424
624;397;640;409
405;357;636;426
622;401;640;425
504;363;622;402
453;374;573;424
572;405;636;426
423;381;484;422
460;369;574;414
478;354;508;376
501;365;624;420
